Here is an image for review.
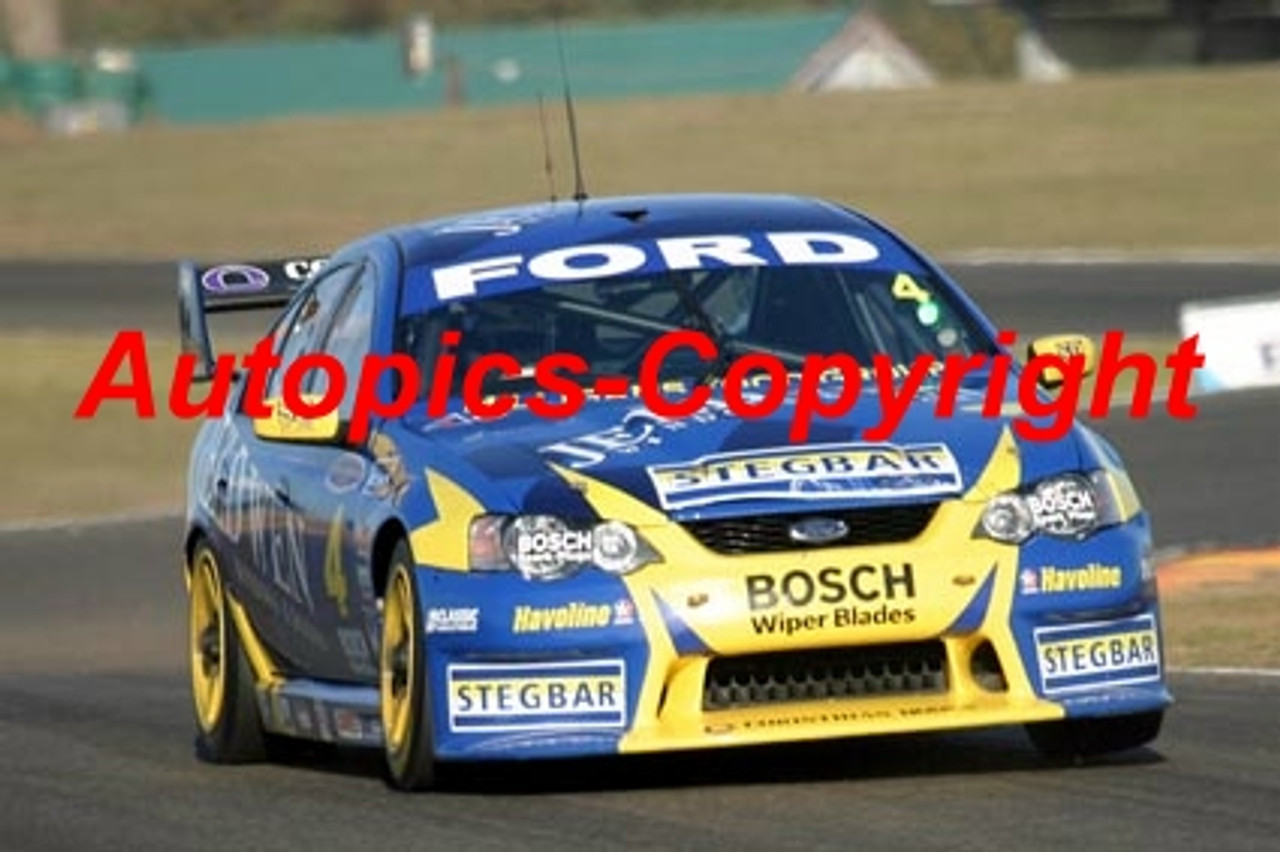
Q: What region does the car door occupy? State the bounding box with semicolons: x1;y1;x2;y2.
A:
258;258;392;683
234;261;362;677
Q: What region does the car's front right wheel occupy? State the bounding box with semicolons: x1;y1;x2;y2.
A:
380;542;438;791
1025;710;1164;759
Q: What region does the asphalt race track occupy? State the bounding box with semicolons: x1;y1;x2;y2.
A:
2;262;1279;851
1;517;1279;852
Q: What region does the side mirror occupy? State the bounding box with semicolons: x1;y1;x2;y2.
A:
1026;334;1096;389
252;395;342;443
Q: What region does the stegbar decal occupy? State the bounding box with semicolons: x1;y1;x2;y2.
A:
446;660;627;733
646;442;962;510
1034;615;1161;694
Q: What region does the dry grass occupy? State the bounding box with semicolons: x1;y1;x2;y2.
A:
0;65;1276;260
0;332;272;521
1161;560;1280;669
0;333;198;519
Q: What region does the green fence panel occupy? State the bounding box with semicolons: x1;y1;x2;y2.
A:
0;54;12;109
14;59;81;116
83;65;147;121
136;11;847;124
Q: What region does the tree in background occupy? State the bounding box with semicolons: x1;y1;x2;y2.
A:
2;0;64;58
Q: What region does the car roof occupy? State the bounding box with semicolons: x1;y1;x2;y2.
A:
370;192;939;315
389;193;887;270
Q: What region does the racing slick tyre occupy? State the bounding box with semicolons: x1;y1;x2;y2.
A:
188;540;268;763
1025;710;1164;760
380;541;438;791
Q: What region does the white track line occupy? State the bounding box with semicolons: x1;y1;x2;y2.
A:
943;248;1280;265
0;507;181;535
1169;666;1280;679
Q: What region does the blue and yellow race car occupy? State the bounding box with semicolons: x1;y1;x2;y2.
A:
180;193;1169;790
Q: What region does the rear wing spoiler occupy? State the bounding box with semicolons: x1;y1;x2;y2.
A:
178;257;326;381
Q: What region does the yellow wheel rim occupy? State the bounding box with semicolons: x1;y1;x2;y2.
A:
189;550;227;732
381;568;416;755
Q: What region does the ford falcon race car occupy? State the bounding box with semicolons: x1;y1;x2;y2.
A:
180;193;1169;790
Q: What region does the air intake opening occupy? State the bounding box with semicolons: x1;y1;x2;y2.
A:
683;504;938;555
703;642;948;711
970;640;1008;692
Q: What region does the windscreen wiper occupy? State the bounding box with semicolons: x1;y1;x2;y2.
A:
669;275;732;384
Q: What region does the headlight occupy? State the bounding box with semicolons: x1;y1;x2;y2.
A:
469;514;660;580
591;520;645;575
980;492;1034;543
979;471;1124;544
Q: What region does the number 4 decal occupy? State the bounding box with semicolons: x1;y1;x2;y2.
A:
324;507;349;618
891;272;930;304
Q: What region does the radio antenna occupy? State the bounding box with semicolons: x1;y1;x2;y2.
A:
555;20;589;202
536;92;558;202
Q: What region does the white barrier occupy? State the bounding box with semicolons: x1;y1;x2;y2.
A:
1179;292;1280;393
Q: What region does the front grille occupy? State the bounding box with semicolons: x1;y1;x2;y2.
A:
682;504;938;555
703;642;948;711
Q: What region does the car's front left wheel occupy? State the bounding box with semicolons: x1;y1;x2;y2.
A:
188;540;267;763
380;541;438;791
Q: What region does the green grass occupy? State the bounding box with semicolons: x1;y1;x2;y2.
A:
0;65;1277;260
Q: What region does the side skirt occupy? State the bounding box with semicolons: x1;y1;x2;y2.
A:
227;592;384;747
255;678;384;747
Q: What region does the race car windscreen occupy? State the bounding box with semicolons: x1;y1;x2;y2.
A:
397;265;993;397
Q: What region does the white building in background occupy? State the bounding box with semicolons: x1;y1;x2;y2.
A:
1017;27;1073;82
791;10;937;92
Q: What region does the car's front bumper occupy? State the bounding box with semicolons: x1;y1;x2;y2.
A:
416;509;1171;761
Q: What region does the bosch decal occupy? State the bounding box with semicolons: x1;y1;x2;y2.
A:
745;564;917;635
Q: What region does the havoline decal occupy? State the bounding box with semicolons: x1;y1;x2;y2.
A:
646;442;962;510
